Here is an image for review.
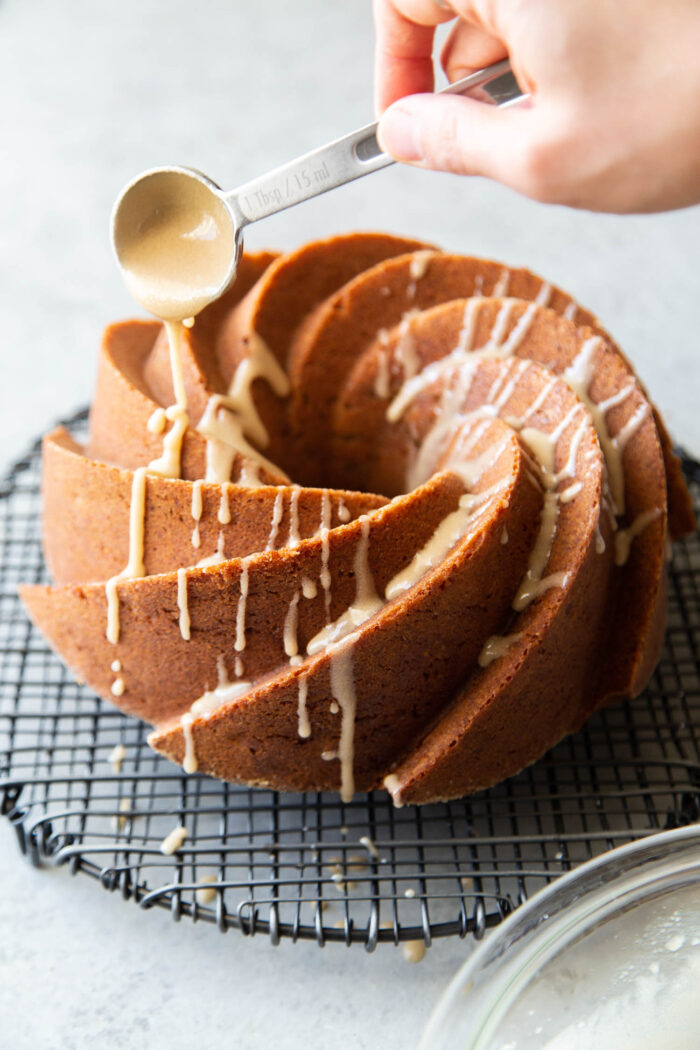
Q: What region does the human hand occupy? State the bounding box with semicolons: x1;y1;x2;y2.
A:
374;0;700;213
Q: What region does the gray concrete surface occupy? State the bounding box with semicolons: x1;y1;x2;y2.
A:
0;2;698;1048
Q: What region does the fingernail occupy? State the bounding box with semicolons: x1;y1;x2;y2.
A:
378;104;423;162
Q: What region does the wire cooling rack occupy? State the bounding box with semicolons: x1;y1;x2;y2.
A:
1;410;699;951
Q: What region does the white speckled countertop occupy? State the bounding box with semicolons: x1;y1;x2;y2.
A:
1;2;698;1047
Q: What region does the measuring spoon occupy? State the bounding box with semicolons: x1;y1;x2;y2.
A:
111;60;523;321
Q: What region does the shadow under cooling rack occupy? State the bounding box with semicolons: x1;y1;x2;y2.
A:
1;411;699;951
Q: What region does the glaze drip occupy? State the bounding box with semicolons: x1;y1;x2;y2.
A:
283;591;300;659
307;516;381;654
615;508;662;566
329;646;357;803
297;677;311;739
226;330;290;448
197;394;289;486
177;567;190;641
191;479;203;548
105;466;147;644
235;563;249;652
266;491;284;551
147;322;189;478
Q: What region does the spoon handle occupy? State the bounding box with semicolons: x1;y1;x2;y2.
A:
225;59;523;228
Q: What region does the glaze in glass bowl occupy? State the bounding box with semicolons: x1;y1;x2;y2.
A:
419;825;700;1050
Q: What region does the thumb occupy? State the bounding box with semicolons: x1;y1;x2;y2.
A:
377;92;528;184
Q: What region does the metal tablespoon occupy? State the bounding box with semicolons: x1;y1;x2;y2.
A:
111;60;523;320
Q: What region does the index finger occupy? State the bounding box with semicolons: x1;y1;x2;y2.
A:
373;0;455;115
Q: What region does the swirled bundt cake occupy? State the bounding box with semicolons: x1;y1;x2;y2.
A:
21;232;695;804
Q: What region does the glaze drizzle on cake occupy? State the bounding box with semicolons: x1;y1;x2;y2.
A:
20;233;695;804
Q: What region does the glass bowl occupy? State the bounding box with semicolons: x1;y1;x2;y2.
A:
419;825;700;1050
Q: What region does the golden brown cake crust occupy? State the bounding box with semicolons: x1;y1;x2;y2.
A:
21;234;694;804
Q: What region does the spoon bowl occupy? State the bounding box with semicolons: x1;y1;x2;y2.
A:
111;166;240;320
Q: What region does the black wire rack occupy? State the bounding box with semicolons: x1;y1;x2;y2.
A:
1;410;699;951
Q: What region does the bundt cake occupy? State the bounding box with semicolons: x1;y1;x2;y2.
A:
21;232;695;804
